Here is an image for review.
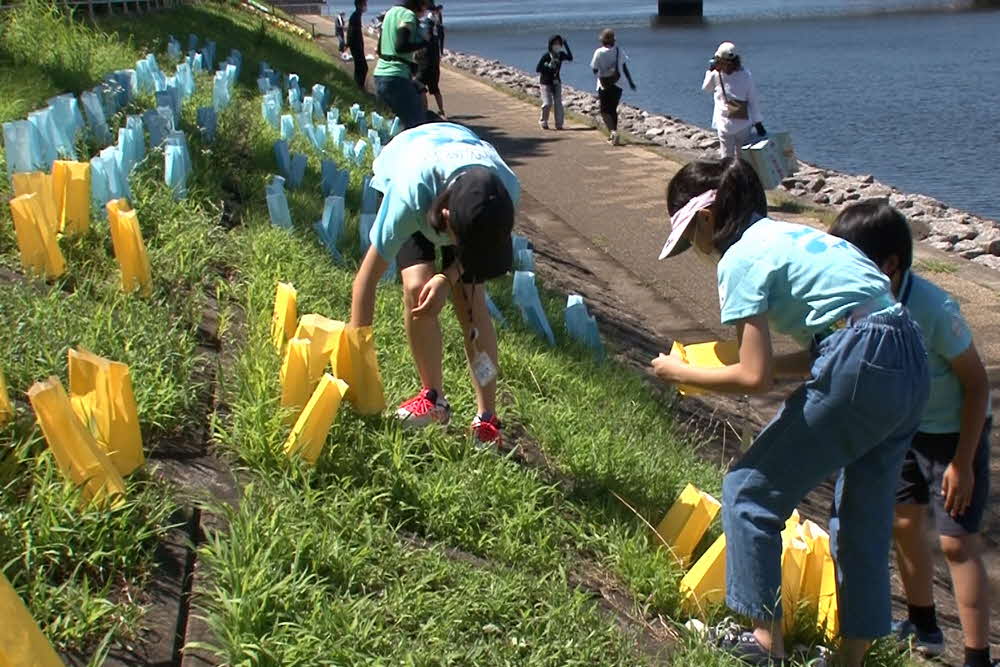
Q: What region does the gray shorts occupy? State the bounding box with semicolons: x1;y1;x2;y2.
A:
896;419;991;536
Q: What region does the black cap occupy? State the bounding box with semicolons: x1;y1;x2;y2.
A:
448;167;515;282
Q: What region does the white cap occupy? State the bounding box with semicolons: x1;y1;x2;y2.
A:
714;42;738;61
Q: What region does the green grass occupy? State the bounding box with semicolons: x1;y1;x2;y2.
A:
914;257;959;274
0;2;915;665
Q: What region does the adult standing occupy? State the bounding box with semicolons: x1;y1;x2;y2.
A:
350;122;521;445
335;11;347;54
536;34;573;130
416;5;446;119
347;0;368;90
702;41;766;159
590;29;636;146
374;0;430;129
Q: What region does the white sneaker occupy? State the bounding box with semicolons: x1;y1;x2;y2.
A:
611;131;621;146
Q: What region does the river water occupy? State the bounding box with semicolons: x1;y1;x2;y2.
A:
368;0;1000;219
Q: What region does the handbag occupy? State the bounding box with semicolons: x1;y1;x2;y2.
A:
719;72;749;120
599;46;621;89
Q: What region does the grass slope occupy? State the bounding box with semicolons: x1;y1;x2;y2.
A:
0;2;912;664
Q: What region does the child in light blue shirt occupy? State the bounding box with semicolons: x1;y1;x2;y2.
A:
653;159;929;667
830;201;993;667
350;123;520;447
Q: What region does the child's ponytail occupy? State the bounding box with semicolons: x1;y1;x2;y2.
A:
712;158;768;254
666;158;767;256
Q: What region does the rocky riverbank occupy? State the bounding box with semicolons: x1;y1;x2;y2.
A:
443;51;1000;271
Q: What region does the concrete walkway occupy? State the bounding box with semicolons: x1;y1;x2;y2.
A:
309;19;998;661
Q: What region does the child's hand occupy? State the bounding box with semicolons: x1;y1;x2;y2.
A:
651;352;687;382
411;274;450;318
941;461;974;518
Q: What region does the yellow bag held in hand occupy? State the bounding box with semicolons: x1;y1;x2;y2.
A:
271;282;299;352
0;366;13;425
680;532;727;614
654;483;721;566
9;194;66;280
280;337;312;425
12;172;58;234
68;347;145;476
669;341;740;396
27;377;126;508
294;314;345;387
106;199;152;296
52;160;92;236
284;374;349;465
0;572;63;667
336;325;386;415
796;519;829;612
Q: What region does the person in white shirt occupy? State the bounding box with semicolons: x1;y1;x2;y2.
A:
590;28;636;146
702;42;766;159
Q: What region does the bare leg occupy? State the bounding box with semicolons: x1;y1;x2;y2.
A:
451;284;497;415
750;621;785;659
894;503;936;606
836;639;872;667
401;263;444;393
433;92;446;118
940;533;991;649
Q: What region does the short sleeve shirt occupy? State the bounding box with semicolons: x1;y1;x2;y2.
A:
369;122;521;261
717;217;892;346
590;46;628;90
374;6;418;79
899;272;978;433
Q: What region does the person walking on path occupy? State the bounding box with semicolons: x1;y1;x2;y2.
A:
590;29;635;146
653;158;929;666
347;0;369;89
335;11;348;54
830;202;995;667
703;41;766;159
350;122;521;446
416;5;446;119
374;0;430;129
536;34;573;130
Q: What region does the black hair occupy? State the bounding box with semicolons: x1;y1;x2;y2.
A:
355;0;365;8
548;35;564;50
402;0;427;10
666;158;768;255
828;200;913;273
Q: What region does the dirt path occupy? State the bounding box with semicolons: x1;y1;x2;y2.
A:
310;19;999;664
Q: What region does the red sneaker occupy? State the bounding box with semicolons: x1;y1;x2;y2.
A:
471;414;502;447
396;388;451;427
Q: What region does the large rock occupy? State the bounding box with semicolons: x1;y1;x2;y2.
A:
929;220;977;243
954;239;986;259
973;254;1000;271
909;217;931;240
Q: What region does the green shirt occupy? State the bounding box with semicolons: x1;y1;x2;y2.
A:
374;6;418;79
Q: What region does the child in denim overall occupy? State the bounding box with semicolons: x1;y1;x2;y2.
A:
831;201;994;667
653;159;929;666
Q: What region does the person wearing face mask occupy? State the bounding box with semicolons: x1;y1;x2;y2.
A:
703;42;766;159
652;158;929;667
536;34;573;130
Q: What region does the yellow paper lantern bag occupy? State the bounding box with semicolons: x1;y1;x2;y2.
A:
797;520;829;611
0;366;13;425
680;532;727;614
8;194;66;280
280;338;312;425
68;347;145;476
27;377;126;508
336;325;386;415
271;282;298;352
781;532;810;635
106;200;152;296
654;483;721;565
294;314;345;386
814;530;840;640
669;341;740;396
284;374;349;464
0;572;63;667
52;160;92;236
12;171;58;234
